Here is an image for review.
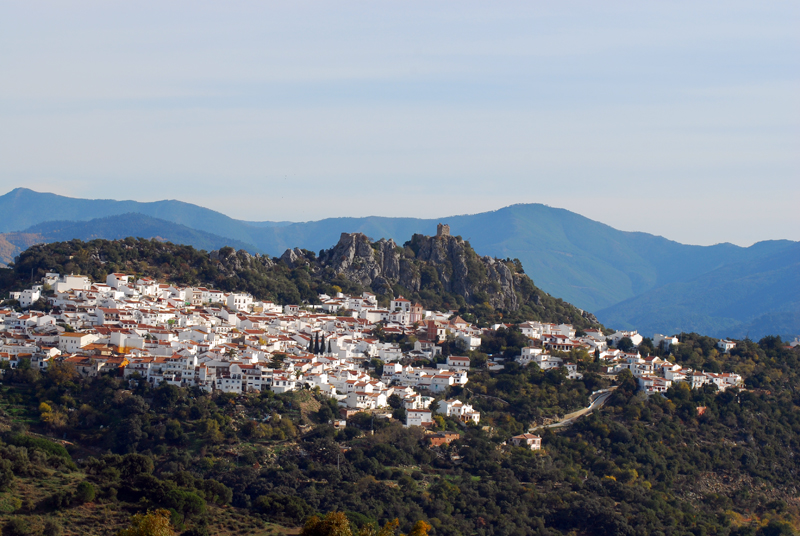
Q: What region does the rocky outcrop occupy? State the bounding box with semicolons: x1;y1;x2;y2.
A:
315;232;523;311
279;247;306;268
212;247;274;274
316;233;388;285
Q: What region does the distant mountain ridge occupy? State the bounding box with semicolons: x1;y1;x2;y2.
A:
0;187;796;339
597;242;800;337
0;187;267;245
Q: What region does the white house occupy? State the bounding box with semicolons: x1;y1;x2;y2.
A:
345;391;387;410
52;275;92;293
717;339;737;353
511;433;542;450
638;375;671;395
13;288;41;308
403;393;433;410
518;322;543;340
609;330;643;347
564;362;583;380
653;334;679;349
430;372;456;392
271;374;297;394
705;372;743;391
106;273;132;289
58;332;99;353
517;346;543;366
227;293;253;312
390;297;412;313
445;356;470;371
437;399;480;424
687;371;710;390
456;333;482;351
136;278;159;296
406;409;433;427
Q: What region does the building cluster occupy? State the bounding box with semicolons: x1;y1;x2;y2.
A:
1;272;490;427
1;272;746;434
509;324;743;394
604;352;743;394
512;321;609;379
602;338;743;394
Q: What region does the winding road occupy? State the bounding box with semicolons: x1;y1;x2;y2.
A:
530;387;617;431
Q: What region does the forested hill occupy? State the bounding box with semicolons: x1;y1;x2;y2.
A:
0;234;601;329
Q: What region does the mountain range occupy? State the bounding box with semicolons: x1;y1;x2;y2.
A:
0;187;797;340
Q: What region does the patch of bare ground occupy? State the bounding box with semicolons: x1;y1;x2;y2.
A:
688;471;798;503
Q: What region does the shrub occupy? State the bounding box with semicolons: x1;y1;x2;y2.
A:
76;481;96;503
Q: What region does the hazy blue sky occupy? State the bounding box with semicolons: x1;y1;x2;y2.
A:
1;1;797;246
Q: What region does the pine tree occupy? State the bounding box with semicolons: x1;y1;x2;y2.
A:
313;333;320;355
320;335;326;355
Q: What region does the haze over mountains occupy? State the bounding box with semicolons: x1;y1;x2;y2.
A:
0;187;796;340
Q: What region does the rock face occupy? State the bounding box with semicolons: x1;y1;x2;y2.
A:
279;247;305;268
317;233;398;285
309;232;524;311
271;231;601;327
212;247;274;274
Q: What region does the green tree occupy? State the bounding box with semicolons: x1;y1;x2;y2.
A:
392;406;407;422
116;509;175;536
3;518;32;536
616;337;635;352
370;358;384;376
43;519;62;536
198;419;223;443
76;481;96;503
406;521;432;536
0;458;14;491
387;394;403;409
46;361;78;386
758;520;795;536
433;415;446;431
301;511;353;536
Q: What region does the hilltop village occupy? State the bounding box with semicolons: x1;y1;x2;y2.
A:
2;267;743;432
3;256;795;536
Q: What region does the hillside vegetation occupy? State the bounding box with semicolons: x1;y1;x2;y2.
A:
1;336;799;535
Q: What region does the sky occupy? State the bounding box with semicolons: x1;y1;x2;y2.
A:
0;1;798;246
